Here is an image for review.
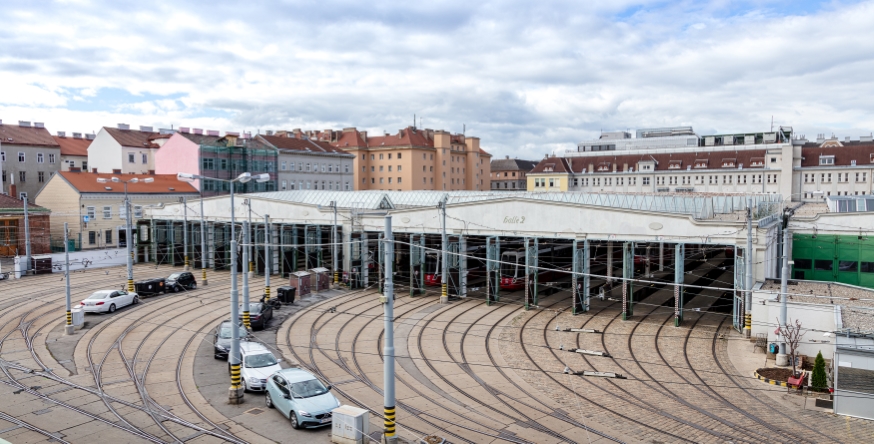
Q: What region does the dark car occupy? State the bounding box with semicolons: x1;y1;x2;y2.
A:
213;320;246;359
238;302;274;331
167;272;196;292
134;277;166;296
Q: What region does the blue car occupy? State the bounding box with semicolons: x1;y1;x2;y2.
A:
265;368;339;429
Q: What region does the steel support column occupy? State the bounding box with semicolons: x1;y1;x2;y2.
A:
622;242;633;320
486;236;500;306
409;234;425;296
674;243;685;327
572;239;590;314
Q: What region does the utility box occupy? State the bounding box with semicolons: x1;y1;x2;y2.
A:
71;308;85;330
31;254;52;275
331;405;369;444
310;267;330;292
277;286;296;304
289;271;311;298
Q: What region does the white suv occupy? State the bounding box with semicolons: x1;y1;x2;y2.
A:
239;342;282;392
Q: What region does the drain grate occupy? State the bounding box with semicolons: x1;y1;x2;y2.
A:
245;408;265;416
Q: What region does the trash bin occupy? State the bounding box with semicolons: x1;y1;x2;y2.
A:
277;286;296;304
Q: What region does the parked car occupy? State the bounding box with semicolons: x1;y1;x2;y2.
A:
213;320;246;360
166;272;196;292
239;342;282;392
80;289;139;313
238;302;273;331
134;277;166;296
265;368;339;429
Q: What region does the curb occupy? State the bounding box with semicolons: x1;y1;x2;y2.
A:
754;370;789;387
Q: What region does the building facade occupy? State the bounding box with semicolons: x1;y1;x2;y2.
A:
0;120;62;202
53;131;93;172
490;156;537;191
257;134;354;191
0;193;51;257
34;171;198;250
154;130;277;196
313;126;490;191
87;124;171;175
529;127;874;202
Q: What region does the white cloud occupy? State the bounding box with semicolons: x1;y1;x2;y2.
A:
0;0;872;160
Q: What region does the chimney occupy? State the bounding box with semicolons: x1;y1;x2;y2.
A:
148;170;155;175
193;128;203;135
206;130;220;137
225;132;239;146
92;168;97;173
57;131;66;137
180;127;190;133
623;162;628;172
360;131;367;143
266;130;274;136
19;121;31;127
72;132;82;139
9;184;16;199
589;163;594;173
118;123;130;130
613;163;617;173
34;122;45;128
85;133;95;140
139;125;153;132
293;128;302;138
505;155;509;159
112;169;122;174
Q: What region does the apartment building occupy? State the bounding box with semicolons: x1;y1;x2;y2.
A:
257;133;354;191
155;129;277;196
53;131;93;172
319;126;491;191
87;124;172;175
490;156;537;191
530;127;874;201
0;120;62;202
34;171;198;250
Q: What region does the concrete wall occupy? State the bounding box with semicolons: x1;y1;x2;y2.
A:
154;134;201;190
751;289;838;360
87;129;122;173
49;247;129;272
121;145;156;174
60;155;88;172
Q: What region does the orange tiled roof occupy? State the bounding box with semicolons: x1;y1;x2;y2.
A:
57;171;198;194
0;123;59;147
53;136;91;157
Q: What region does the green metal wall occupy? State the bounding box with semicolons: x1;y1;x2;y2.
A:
791;234;874;289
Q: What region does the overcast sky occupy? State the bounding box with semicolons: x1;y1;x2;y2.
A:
1;0;872;159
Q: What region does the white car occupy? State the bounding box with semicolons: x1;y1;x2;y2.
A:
80;289;139;313
239;342;282;392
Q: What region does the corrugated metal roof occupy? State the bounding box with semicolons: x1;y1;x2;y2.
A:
246;190;393;210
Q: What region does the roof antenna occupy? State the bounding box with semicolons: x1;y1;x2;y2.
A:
463;124;466;136
413;114;416;129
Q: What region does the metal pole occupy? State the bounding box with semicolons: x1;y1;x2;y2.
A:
332;201;338;287
64;222;74;335
382;215;397;444
778;226;790;362
659;241;664;271
440;200;448;304
183;196;189;270
264;214;271;303
242;220;251;330
23;197;31;272
228;181;243;404
200;195;208;285
744;198;753;338
125;183;134;292
248;200;254;278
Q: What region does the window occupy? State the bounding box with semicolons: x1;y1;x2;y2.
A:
379;166;384;172
119;205;127;220
18;152;25;162
345;182;350;190
103;206;112;219
289;162;295;171
1;170;5;183
49;153;55;163
327;164;332;172
388;153;392;159
838;261;858;272
345;164;349;173
813;260;832;271
38;171;44;183
321;164;326;172
861;262;874;273
306;163;311;172
0;151;4;162
380;178;384;184
86;206;96;219
379;154;384;160
105;229;113;244
820;156;835;165
219;159;228;170
793;259;812;269
202;158;215;170
281;180;287;190
398;177;402;183
134;205;143;218
397;153;402;159
371;166;375;172
388;177;392;184
18;171;25;182
281;161;287;171
89;231;96;245
37;153;44;163
642;177;650;185
142;153;147;164
129;153;135;163
429;166;433;172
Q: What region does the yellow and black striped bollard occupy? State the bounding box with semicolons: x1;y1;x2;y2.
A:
383;406;396;439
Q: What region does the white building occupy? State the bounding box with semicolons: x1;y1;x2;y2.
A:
87;124;172;174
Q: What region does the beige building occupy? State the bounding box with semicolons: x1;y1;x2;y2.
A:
288;126;491;191
35;171;198;249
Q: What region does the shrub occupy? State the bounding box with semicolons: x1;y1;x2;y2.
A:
811;351;828;391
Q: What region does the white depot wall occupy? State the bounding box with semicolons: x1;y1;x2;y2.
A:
751;289;838;360
49;248;130;273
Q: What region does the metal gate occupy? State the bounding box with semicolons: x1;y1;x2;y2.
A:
280;224;298;276
409;234;425;296
486;236;500;305
305;225;321;269
733;246;745;332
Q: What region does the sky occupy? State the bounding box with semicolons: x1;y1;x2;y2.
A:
1;0;873;159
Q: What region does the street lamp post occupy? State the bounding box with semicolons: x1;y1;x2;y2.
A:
200;195;208;285
177;171;270;404
97;175;154;292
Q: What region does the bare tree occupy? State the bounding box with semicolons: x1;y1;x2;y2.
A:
776;317;807;377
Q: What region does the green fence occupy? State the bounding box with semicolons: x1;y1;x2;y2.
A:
791;234;874;289
50;238;80;253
